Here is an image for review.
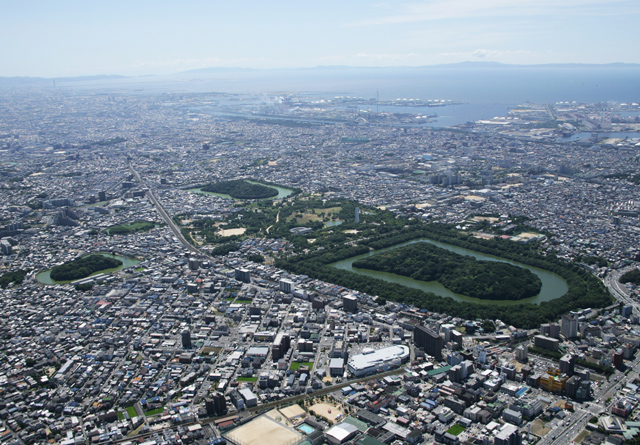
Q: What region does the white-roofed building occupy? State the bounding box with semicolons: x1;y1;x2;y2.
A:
325;422;359;444
347;345;410;377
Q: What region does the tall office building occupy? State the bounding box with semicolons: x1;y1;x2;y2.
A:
181;330;192;349
343;295;358;313
561;314;578;339
560;354;575;376
272;332;291;361
279;279;294;293
414;325;443;360
206;392;227;416
235;268;251;283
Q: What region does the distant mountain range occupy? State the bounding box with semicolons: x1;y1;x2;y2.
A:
1;62;639;88
178;61;640;74
0;74;128;86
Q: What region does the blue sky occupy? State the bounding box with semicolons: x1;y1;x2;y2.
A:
1;0;638;77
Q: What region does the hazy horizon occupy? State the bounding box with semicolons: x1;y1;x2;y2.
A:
1;0;638;78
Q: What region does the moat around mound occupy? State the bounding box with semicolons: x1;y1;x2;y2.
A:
331;238;569;306
199;179;275;200
37;254;141;284
352;242;542;301
190;180;295;200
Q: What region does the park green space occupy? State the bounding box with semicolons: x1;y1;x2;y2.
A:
189;179;295;200
179;195;356;246
275;217;611;328
177;191;611;328
36;253;141;285
352;242;542;301
446;425;466;436
50;255;121;281
107;220;156;235
202;179;278;199
290;362;314;371
334;238;566;306
237;376;258;382
0;270;28;288
620;269;640;284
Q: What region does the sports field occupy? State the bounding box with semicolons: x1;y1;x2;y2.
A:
225;414;303;445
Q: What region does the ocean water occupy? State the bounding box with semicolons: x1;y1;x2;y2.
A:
56;65;640;104
51;65;640;124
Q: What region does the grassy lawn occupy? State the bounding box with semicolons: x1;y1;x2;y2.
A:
290;361;314;371
286;206;342;225
235;299;253;304
446;424;466;436
144;407;164;416
237;376;258;382
117;412;124;421
126;406;138;418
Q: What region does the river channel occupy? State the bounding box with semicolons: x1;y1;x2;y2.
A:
36;254;141;285
189;181;294;200
331;238;568;306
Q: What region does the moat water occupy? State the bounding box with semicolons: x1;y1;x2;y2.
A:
37;254;141;285
331;238;569;306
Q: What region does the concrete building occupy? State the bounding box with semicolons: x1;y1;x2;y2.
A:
181;330;192;349
235;268;251;283
343;295;358;313
494;423;522;445
414;325;443;360
534;335;559;352
561;313;578;339
559;354;575;376
329;358;344;377
279;278;294;293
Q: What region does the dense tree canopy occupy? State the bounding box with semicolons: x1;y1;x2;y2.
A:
108;221;155;235
50;255;122;281
0;270;28;288
620;269;640;285
276;223;613;328
353;243;542;300
201;179;278;199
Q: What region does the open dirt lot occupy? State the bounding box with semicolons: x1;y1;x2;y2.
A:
279;405;306;422
225;415;303;445
308;402;345;424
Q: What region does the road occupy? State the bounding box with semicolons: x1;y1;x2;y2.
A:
535;267;638;444
604;266;635;311
129;161;207;259
112;366;407;444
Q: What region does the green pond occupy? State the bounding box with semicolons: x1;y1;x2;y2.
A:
331;238;569;306
189;180;294;200
36;253;141;285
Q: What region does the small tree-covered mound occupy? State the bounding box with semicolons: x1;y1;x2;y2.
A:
108;221;155;235
0;270;28;288
620;269;640;285
50;255;122;281
201;180;278;199
352;243;542;300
